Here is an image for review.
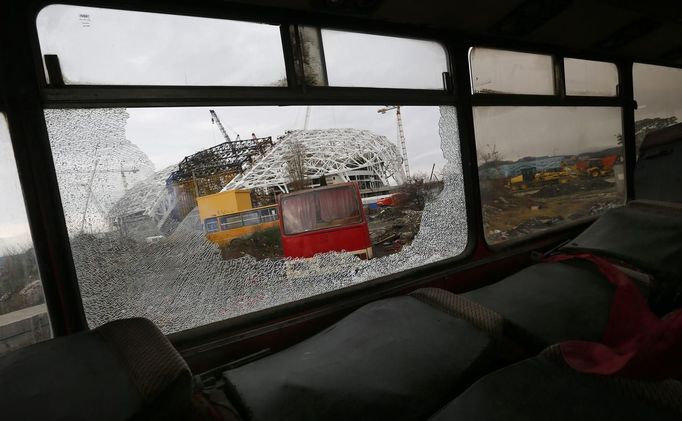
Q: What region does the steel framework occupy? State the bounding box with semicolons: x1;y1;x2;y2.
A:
167;136;274;184
109;166;178;231
224;129;406;193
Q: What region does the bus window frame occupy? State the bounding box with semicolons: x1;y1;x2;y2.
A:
4;0;675;358
467;47;633;251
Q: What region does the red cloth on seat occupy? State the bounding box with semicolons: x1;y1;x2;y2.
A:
544;253;682;379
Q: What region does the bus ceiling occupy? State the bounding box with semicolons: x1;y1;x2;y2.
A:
216;0;682;67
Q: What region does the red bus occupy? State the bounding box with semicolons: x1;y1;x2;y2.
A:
277;182;373;259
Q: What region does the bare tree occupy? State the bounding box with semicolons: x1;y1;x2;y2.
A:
477;144;509;198
286;140;308;191
478;144;503;165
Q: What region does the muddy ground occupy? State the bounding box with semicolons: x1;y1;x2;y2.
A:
483;177;622;243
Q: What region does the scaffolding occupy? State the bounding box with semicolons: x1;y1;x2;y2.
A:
166;136;275;217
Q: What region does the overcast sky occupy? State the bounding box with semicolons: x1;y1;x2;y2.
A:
126;105;444;172
2;5;682;253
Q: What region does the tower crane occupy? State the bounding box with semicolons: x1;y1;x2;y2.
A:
377;105;410;179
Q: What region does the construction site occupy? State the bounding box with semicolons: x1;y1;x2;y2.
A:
33;106;468;333
479;149;624;242
103;107;441;261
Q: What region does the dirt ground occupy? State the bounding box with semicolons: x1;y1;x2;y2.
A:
483;177;623;243
367;207;423;257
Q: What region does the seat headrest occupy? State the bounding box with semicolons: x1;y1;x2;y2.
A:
640;122;682;152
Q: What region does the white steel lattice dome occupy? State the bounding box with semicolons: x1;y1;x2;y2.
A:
224;129;406;193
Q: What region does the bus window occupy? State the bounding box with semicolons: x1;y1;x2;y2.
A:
241;211;261;227
259;208;278;223
469;48;555;95
281;185;362;235
220;215;243;230
320;30;448;89
564;59;618;97
279;183;369;258
36;5;286;86
205;218;219;233
42;104;467;333
633;64;682;154
474;106;624;244
0;114;52;355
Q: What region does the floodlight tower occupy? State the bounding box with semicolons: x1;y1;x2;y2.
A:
377;105;410;179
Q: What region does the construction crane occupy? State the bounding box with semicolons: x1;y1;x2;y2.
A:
304;106;312;129
377;105;410;179
210;109;237;153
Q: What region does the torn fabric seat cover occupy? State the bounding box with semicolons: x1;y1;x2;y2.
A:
222;296;495;421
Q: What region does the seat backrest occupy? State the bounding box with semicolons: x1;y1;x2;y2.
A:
635;122;682;203
561;201;682;314
0;317;192;421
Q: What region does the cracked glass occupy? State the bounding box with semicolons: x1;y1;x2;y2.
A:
44;106;467;333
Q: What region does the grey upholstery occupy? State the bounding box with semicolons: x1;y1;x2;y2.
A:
562;202;682;283
635;122;682;204
562;201;682;314
429;347;682;421
462;260;616;351
0;318;192;421
223;295;495;421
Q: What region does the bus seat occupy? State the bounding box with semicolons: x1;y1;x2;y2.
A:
462;260;620;352
222;294;499;421
463;200;682;352
561;200;682;314
428;346;682;421
635;122;682;204
0;317;192;421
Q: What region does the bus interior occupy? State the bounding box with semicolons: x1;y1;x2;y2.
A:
1;0;682;420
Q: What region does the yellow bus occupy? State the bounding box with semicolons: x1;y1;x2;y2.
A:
203;205;279;246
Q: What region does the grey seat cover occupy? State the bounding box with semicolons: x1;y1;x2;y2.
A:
463;261;614;350
562;203;682;282
562;202;682;313
223;296;494;421
0;318;192;421
634;122;682;203
429;353;681;421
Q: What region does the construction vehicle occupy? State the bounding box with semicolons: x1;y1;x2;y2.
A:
507;166;575;190
575;154;619;177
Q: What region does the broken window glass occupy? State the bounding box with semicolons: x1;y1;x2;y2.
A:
473;106;624;244
0;114;52;355
44;105;467;333
36;5;287;86
633;63;682;154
